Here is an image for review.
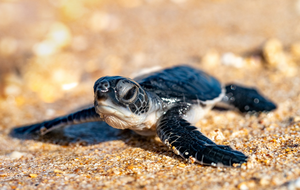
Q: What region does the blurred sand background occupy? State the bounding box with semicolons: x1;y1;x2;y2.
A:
1;0;300;189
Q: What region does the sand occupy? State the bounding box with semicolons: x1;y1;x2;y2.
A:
1;0;300;189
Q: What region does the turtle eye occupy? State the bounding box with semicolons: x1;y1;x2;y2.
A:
116;80;139;103
121;86;138;103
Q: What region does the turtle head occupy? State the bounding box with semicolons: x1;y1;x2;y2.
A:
93;76;150;129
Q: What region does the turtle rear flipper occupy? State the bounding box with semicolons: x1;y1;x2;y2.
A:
222;84;277;113
156;107;248;167
12;107;102;135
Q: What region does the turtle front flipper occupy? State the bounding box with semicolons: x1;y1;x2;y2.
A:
222;84;277;113
156;107;248;167
12;107;102;135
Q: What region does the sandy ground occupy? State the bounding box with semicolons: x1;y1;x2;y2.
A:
1;0;300;189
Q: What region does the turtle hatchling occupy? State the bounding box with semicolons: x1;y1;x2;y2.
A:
14;65;276;167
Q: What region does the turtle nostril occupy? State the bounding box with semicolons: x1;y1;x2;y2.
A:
98;80;110;92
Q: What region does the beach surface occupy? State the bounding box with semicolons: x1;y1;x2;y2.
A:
1;0;300;189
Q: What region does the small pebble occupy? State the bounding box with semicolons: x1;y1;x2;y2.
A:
202;50;220;67
221;52;245;68
237;182;249;190
263;39;287;67
0;172;7;177
7;151;26;159
208;129;225;142
29;174;38;178
260;177;270;186
54;169;64;174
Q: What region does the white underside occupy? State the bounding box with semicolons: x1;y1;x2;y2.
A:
182;104;214;125
183;88;225;125
97;87;225;136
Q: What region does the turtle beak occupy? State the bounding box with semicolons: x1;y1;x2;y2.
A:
95;80;111;101
96;90;107;101
98;80;110;92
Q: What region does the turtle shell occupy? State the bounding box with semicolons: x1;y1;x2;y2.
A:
136;65;222;103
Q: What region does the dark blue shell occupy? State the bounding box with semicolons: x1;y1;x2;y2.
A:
136;65;222;103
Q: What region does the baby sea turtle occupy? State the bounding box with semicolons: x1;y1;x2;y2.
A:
14;65;276;167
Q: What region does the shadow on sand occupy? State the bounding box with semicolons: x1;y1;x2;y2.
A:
9;121;177;159
10;121;126;145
